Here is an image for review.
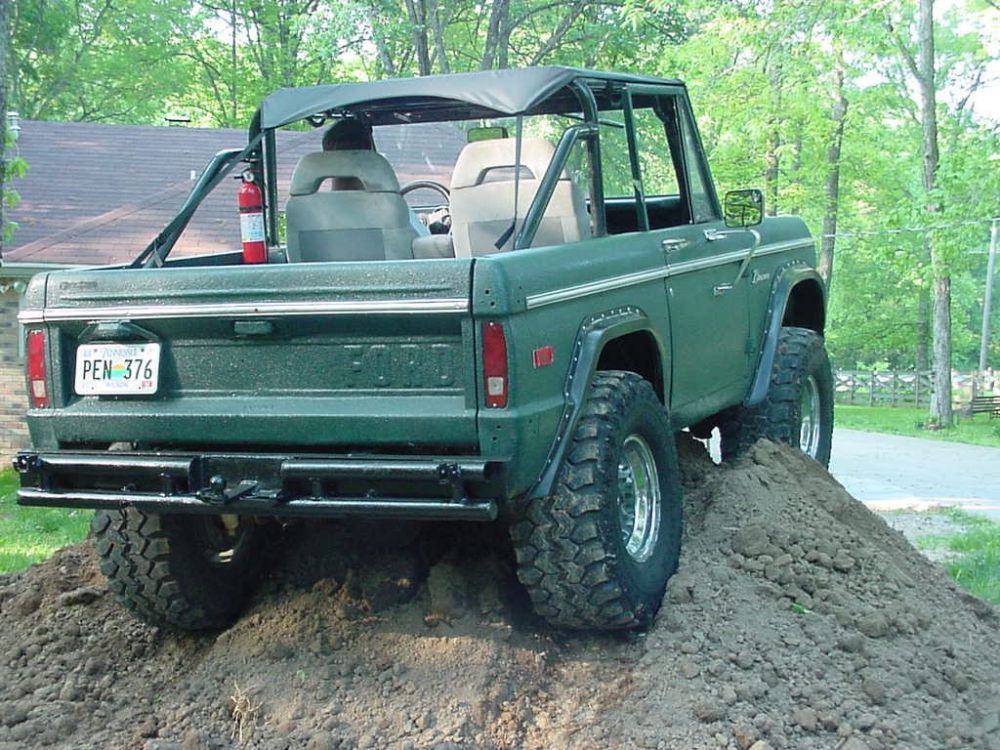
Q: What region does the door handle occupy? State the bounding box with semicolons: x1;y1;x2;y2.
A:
661;238;687;253
704;228;735;241
713;283;734;296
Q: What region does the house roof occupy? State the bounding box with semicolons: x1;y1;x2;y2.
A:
3;119;466;267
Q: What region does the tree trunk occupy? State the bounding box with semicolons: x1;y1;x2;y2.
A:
230;0;238;126
427;0;449;74
404;0;432;76
763;61;783;217
917;0;952;426
497;19;511;69
481;0;508;70
788;133;802;216
764;128;780;217
818;59;848;290
931;275;952;423
370;14;397;77
916;291;930;371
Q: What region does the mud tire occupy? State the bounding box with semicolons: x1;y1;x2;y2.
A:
509;371;682;630
92;509;264;630
721;326;834;466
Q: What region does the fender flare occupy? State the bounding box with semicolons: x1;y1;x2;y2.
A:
744;262;827;407
528;306;665;499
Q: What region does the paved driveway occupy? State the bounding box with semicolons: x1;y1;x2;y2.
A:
828;428;1000;522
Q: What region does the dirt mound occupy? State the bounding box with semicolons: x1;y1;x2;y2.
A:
0;439;997;750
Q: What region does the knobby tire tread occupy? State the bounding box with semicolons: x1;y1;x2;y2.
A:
510;371;680;630
92;509;252;630
721;326;832;464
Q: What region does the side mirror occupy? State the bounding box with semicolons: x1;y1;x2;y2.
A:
724;188;764;228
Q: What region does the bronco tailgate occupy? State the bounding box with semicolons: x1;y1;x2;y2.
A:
22;260;479;451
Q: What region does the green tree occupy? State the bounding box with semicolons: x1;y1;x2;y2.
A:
9;0;196;123
353;0;690;78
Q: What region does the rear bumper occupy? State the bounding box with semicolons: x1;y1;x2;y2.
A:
13;450;506;521
25;395;478;451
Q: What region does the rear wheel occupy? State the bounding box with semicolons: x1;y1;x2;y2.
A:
92;509;265;630
509;371;682;630
721;326;834;466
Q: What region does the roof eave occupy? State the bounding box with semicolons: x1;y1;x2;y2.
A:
0;260;82;278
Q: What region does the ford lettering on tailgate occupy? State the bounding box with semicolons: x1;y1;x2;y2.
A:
336;342;457;389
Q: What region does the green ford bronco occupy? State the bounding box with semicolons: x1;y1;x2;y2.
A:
14;67;832;631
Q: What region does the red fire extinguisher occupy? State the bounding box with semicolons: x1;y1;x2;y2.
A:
238;171;267;264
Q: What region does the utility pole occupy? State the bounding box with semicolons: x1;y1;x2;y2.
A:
980;219;999;370
0;0;7;260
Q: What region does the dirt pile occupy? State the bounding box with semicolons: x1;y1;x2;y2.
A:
0;439;997;750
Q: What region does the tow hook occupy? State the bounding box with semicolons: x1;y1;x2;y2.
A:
12;453;41;474
437;462;468;503
196;475;260;505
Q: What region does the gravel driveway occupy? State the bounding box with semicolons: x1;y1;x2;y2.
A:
829;427;1000;522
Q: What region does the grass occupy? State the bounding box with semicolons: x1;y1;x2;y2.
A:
835;404;1000;448
914;507;1000;605
0;469;91;575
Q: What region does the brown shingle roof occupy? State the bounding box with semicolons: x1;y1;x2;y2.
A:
4;119;465;267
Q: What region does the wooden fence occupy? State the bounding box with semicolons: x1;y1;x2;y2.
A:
834;369;1000;408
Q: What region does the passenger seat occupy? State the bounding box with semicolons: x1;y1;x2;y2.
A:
449;137;589;257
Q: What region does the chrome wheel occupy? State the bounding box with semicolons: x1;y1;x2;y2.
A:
617;434;661;563
799;375;822;459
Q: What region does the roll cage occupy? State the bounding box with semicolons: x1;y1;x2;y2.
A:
134;67;719;268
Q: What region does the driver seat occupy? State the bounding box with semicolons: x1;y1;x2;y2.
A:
285;151;416;262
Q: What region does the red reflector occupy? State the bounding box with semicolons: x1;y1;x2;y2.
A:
26;330;50;408
532;345;555;368
482;321;508;409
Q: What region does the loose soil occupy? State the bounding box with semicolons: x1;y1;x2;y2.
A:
1;439;997;750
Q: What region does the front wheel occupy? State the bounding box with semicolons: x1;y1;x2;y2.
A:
721;326;834;466
93;509;265;630
509;371;683;630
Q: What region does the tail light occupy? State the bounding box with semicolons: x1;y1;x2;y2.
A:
481;321;508;409
26;330;50;408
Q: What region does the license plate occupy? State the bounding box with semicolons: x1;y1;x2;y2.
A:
75;343;161;395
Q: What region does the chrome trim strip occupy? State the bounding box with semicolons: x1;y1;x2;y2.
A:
524;238;813;309
664;247;749;276
21;238;815;320
525;267;669;309
756;238;815;256
19;298;470;324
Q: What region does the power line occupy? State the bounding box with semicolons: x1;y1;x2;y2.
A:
818;216;1000;240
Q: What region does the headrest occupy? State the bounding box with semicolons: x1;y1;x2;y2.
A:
451;137;565;190
289;151;401;196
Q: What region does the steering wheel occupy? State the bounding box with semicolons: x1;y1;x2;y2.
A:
400;179;450;202
400;180;451;235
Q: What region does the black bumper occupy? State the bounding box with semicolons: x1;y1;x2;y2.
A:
13;450;505;521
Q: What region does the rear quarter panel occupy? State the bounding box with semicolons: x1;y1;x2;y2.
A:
474;232;670;496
